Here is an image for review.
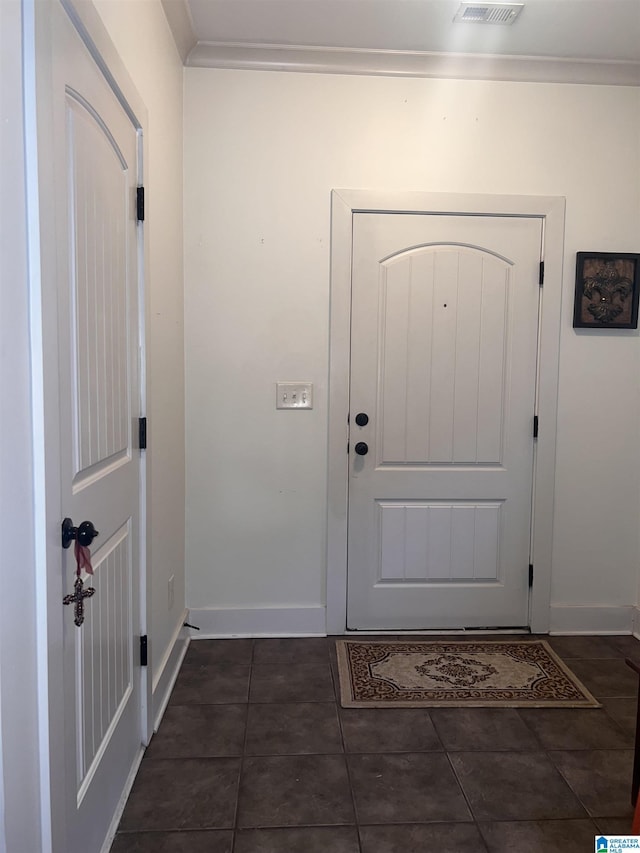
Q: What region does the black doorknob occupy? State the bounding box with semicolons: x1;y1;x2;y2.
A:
62;518;100;549
355;412;369;427
354;442;369;456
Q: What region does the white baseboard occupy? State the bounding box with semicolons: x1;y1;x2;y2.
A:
549;604;634;635
100;744;144;853
183;604;638;638
631;606;640;640
186;605;327;638
151;609;190;731
99;615;190;852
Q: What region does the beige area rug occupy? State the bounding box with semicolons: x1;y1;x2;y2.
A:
336;639;601;708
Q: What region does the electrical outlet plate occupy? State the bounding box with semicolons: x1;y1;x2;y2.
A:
276;382;313;409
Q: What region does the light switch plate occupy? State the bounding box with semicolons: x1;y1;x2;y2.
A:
276;382;313;409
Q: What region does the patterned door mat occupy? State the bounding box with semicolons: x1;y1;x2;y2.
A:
336;639;600;708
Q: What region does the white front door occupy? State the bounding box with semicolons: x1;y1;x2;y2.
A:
347;212;542;630
48;5;144;850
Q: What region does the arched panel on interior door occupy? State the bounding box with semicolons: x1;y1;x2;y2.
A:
66;90;132;490
377;243;511;467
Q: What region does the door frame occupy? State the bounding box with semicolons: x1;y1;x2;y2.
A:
25;1;150;849
327;190;565;636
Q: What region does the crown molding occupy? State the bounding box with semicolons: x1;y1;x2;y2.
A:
161;0;197;64
185;41;640;86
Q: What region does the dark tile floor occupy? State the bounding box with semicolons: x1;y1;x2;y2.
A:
112;634;640;853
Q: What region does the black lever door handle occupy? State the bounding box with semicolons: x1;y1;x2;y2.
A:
62;518;100;549
354;442;369;456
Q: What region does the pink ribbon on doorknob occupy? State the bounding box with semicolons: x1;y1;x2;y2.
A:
74;539;94;575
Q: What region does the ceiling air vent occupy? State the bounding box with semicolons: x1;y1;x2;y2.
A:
454;3;524;25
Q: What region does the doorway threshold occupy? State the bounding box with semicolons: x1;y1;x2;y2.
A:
344;627;532;635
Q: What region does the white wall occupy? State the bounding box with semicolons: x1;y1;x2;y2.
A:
0;1;44;849
184;69;640;634
92;0;186;680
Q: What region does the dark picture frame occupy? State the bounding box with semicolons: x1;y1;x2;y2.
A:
573;252;640;329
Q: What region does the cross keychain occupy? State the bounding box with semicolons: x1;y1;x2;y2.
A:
63;540;96;627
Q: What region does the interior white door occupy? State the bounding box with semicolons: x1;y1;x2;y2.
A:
347;213;542;630
51;7;143;851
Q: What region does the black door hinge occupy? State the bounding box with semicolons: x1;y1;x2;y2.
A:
139;417;147;450
140;635;148;666
136;186;145;222
528;564;534;587
539;260;544;286
533;415;539;439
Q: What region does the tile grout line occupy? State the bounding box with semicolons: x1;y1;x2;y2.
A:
544;744;635;824
231;638;255;853
331;640;365;853
442;749;491;853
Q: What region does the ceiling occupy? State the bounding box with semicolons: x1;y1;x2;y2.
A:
162;0;640;85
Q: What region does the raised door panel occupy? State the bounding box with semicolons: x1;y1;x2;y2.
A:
69;93;131;491
378;247;508;466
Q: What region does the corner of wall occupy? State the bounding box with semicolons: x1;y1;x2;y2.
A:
151;610;190;730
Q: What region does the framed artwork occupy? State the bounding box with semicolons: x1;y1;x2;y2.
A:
573;252;640;329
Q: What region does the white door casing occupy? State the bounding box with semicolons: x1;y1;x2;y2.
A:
27;1;149;850
347;213;542;630
327;191;565;636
